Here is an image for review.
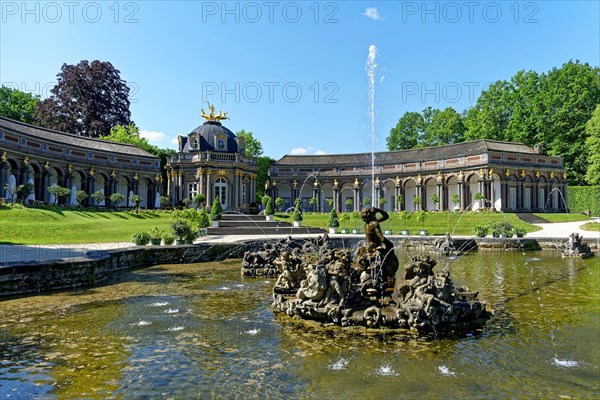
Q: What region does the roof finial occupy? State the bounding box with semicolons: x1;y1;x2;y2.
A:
200;101;229;122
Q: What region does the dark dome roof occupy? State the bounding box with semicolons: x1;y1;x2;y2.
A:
189;121;238;153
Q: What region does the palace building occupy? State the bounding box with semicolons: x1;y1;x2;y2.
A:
268;140;568;213
0;116;162;208
165;104;258;210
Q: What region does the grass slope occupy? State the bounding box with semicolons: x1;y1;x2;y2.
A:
533;213;591;223
0;207;173;244
278;211;541;236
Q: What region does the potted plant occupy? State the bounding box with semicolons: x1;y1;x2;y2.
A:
451;193;461;211
430;193;440;211
198;209;210;236
131;231;150;246
162;234;174;245
91;190;105;207
514;226;526;238
184;229;197;244
395;194;403;211
327;207;339;234
474;224;489;237
110;192;126;210
171;220;193;245
339;212;350;233
309;197;318;212
378;197;387;210
345;198;353;212
210;196;222;227
275;197;285;212
263;195;274;221
292;198;303;227
399;210;411;235
159;195;170;210
416;210;428;235
351;210;361;234
149;227;163;245
362;197;371;207
474;192;485;210
75;189;88;207
129;194;142;213
413;195;421;211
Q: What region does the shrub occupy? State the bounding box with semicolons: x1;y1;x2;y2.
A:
193;193;206;209
162;234;174;245
327;207;340;228
275;197;285;211
568;186;600;216
91;190;105;206
293;198;303;222
110;193;126;208
210;196;223;221
264;196;274;216
149;227;163;240
159;195;170;209
489;221;514;237
182;198;192;208
474;225;489;237
132;231;150;245
16;183;34;203
198;209;210;228
171;220;194;240
75;190;89;205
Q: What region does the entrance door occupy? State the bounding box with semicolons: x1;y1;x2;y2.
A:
214;177;228;210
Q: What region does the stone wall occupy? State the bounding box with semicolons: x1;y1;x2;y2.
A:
0;237;596;298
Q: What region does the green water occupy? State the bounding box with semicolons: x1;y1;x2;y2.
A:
1;252;598;399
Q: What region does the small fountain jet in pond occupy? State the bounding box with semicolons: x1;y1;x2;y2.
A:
562;232;593;259
268;208;490;333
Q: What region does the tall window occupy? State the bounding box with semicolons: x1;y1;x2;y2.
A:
188;182;198;200
214;177;227;209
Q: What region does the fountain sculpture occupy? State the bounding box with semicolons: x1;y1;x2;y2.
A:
261;208;489;332
563;232;594;258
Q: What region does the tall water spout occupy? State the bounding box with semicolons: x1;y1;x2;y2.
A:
367;44;377;207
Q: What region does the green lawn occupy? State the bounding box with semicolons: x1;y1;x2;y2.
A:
277;211;541;236
0;206;173;244
533;213;591;223
581;222;600;232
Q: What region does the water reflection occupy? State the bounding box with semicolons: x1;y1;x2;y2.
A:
0;254;598;399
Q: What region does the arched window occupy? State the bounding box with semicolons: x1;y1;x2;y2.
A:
217;138;225;150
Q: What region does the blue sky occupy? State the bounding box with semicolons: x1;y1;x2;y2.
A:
1;1;598;160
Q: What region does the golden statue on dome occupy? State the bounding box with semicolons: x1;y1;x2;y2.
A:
201;101;229;122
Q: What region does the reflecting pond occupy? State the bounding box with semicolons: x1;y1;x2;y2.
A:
1;251;598;399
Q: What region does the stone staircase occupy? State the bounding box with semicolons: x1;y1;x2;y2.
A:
208;214;327;236
515;213;550;224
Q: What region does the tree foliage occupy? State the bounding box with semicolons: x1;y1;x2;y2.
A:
256;156;275;197
102;124;175;166
585;105;600;185
236;129;263;157
388;61;600;185
0;86;39;124
34;60;132;137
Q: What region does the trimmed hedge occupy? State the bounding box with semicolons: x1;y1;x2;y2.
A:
568;186;600;216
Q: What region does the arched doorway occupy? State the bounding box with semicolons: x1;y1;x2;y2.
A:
214;177;228;211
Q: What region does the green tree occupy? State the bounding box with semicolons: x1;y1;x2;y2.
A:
48;185;71;205
91;190;105;206
210;196;223;221
464;79;513;141
193;193;206;209
235;129;263;157
327;207;339;228
275;197;285;212
429;193;440;211
0;86;39;124
75;189;88;206
103;124;175;167
110;192;126;208
293;198;303;222
16;183;35;204
256;156;275;197
387;111;424;150
451;193;461;210
424;107;466;146
34;60;132;137
264;195;274;216
585;105;600;184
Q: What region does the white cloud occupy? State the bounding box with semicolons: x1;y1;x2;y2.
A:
139;130;167;143
363;7;383;21
170;137;179;145
289;147;326;155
